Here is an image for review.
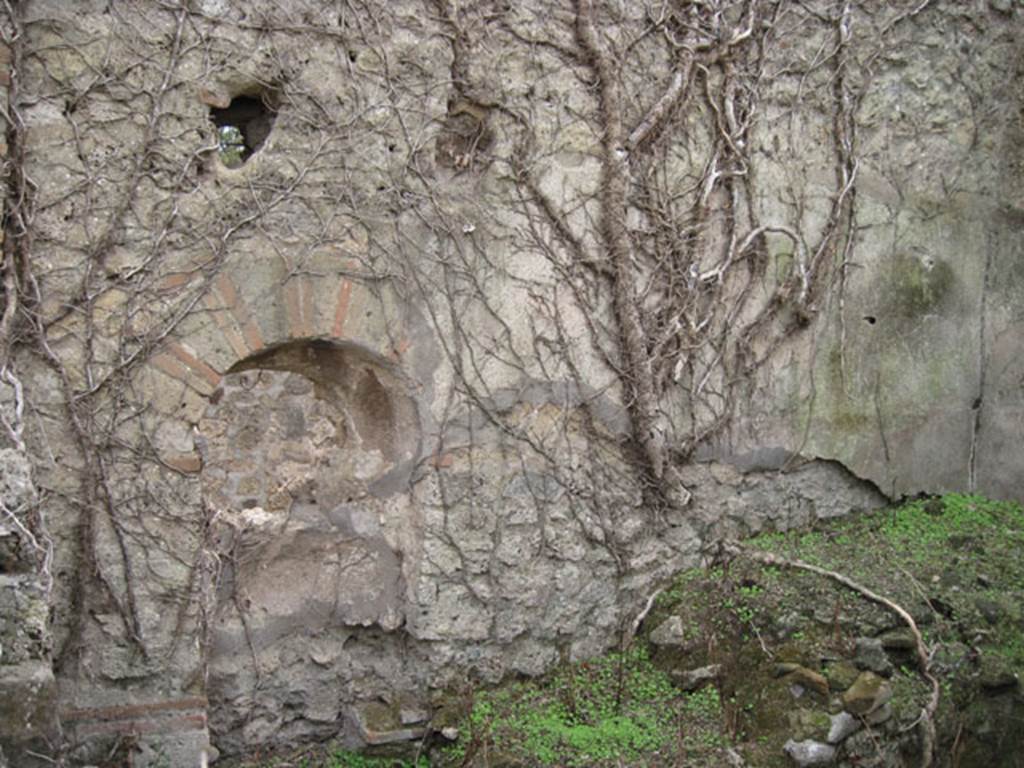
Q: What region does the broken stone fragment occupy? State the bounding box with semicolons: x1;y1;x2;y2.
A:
841;671;893;716
879;629;916;651
649;615;688;647
400;705;430;725
782;666;830;698
826;711;861;744
824;660;860;692
672;663;721;692
353;701;426;746
783;738;837;767
864;702;893;726
853;637;894;677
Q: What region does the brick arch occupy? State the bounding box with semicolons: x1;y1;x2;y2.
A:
145;264;414;474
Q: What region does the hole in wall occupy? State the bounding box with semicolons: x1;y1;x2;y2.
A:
863;315;877;325
209;92;279;168
435;97;494;171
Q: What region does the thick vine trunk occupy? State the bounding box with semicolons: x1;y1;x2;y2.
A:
575;0;668;498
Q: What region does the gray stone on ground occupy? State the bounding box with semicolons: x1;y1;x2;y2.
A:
854;637;894;677
649;615;688;647
824;660;860;691
672;663;720;691
784;738;837;767
864;702;893;726
879;629;916;651
827;711;861;744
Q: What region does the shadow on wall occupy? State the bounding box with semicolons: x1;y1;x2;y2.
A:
223;338;421;485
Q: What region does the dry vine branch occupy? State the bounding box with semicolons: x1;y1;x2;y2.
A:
0;0;972;759
0;0;54;588
391;1;941;555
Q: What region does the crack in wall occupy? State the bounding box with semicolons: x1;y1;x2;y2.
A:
968;230;995;493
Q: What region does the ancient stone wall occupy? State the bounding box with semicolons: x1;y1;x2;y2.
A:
0;1;1019;765
0;450;58;768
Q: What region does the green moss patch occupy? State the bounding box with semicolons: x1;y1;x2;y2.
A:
884;253;956;317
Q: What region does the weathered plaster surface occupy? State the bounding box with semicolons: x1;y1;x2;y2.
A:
0;1;1020;765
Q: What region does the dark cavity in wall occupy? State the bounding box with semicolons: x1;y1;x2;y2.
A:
436;98;493;171
209;94;278;168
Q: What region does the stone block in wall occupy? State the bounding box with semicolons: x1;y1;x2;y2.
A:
0;660;59;767
351;700;426;747
0;575;49;663
0;448;57;766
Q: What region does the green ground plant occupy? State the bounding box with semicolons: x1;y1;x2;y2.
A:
225;746;429;768
437;645;717;767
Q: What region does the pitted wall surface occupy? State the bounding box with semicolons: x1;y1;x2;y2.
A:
0;1;1020;764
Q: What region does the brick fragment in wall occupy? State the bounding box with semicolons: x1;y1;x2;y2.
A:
63;697;209;739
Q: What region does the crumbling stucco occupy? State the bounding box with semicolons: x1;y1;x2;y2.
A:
0;1;1020;766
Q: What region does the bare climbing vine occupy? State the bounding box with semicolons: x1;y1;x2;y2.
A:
0;0;974;761
397;0;928;528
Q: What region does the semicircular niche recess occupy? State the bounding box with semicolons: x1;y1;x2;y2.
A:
197;339;420;748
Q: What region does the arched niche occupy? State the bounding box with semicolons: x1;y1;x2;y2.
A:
198;339;421;748
199;338;421;523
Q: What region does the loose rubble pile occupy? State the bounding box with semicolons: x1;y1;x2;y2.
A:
650;618;918;767
642;495;1024;767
